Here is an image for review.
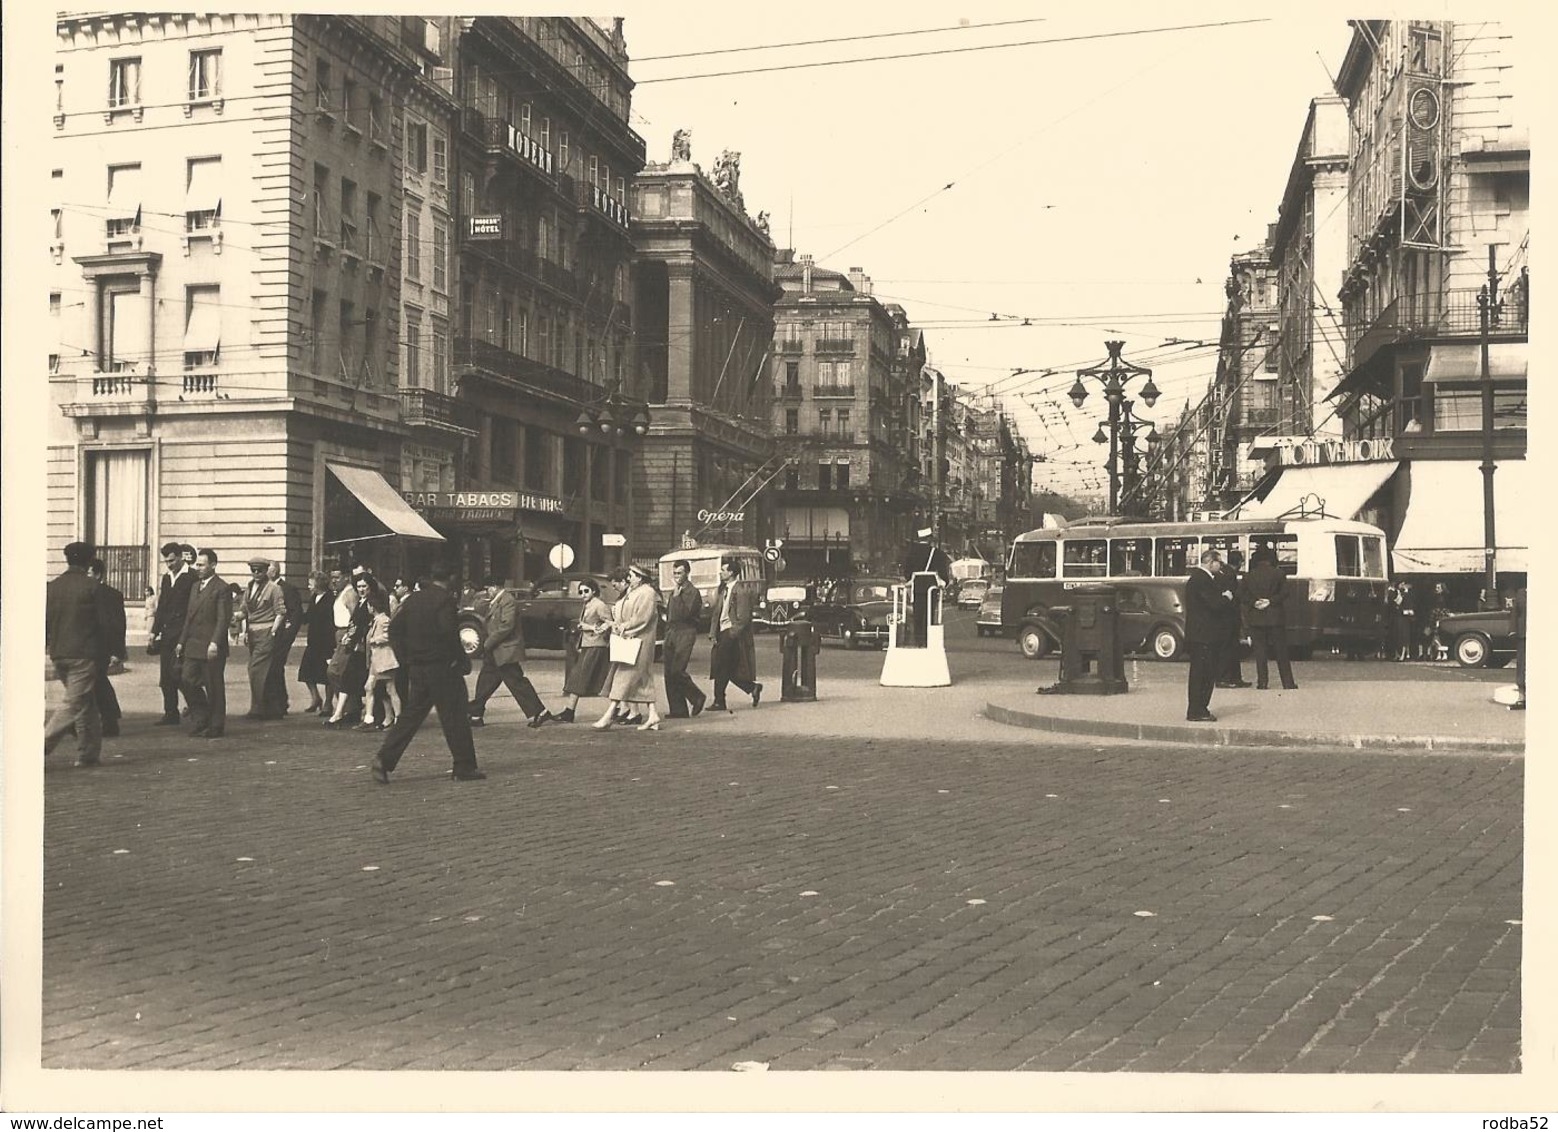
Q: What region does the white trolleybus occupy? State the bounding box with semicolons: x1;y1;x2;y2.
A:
1001;516;1390;661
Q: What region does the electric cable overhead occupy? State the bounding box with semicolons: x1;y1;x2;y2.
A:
633;17;1050;62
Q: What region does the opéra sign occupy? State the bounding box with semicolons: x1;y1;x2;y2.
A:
1272;437;1395;468
697;508;745;524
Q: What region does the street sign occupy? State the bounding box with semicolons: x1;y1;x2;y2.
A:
601;532;626;548
548;543;576;571
762;546;781;563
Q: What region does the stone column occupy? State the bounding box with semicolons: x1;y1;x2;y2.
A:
666;261;696;404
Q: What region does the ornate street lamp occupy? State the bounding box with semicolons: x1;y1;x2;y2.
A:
1071;340;1159;514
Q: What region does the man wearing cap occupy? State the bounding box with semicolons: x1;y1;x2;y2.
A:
241;556;285;719
468;575;553;729
44;542;110;766
262;560;302;717
902;529;952;648
151;541;196;725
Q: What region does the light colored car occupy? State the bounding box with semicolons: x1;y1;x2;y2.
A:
976;583;1005;637
956;577;992;610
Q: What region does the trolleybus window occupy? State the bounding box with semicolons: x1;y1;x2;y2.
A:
1249;534;1299;575
1008;540;1056;579
1335;534;1361;577
1361;535;1384;577
1109;538;1152;576
1154;537;1199;576
1201;533;1241;566
1062;539;1107;577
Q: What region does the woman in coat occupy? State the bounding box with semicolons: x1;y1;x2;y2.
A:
594;564;661;731
325;574;375;726
557;576;613;723
297;571;334;712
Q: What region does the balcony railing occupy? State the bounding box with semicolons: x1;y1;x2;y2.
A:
570;178;630;228
814;338;856;354
1349;283;1531;369
776;338;805;354
399;385;476;434
813;384;855;398
776;383;804;400
455;336;604;407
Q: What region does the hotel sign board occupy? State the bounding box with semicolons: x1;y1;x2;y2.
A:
403;489;565;523
467;215;503;240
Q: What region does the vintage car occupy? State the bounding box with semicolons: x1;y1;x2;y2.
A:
955;577;992;610
456;573;611;657
755;582;813;631
795;577;898;649
1434;607;1519;668
975;583;1006;637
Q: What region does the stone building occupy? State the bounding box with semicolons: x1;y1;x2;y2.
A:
48;13;449;593
630;141;778;558
1205;242;1282;511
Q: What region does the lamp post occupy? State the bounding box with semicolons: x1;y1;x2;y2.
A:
1477;245;1501;604
574;391;651;569
1071;340;1160;515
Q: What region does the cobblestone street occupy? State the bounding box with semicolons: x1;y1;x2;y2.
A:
41;658;1523;1072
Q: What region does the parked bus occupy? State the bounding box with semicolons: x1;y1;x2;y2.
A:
1001;516;1389;661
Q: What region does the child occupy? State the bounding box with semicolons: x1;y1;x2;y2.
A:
358;586;401;730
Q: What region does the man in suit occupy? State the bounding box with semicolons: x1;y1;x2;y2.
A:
238;556;285;719
86;558;127;737
151;541;195;724
44;542;108;767
708;557;762;711
261;560;302;717
1242;548;1298;692
1216;550;1253;689
178;548;232;739
1184;547;1237;722
663;560;707;718
370;569;484;784
468;575;553;728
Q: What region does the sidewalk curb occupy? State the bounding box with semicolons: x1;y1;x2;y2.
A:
982;701;1525;756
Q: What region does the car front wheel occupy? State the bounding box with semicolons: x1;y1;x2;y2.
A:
1150;626;1184;661
1018;624;1052;660
1453;632;1492;668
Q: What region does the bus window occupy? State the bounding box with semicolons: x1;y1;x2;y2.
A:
1009;540;1056;579
1360;535;1385;578
1062;539;1107;577
1335;534;1362;577
1155;537;1199;576
1201;533;1241;568
1249;534;1299;576
1109;538;1152;576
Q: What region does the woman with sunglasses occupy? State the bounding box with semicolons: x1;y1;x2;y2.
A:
556;576;613;723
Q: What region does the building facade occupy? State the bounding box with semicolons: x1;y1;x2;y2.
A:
768;255;919;577
449;16;645;581
630;141;778;558
49;13;449;594
1204;243;1281;511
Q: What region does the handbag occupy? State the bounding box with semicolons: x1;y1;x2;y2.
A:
609;633;642;666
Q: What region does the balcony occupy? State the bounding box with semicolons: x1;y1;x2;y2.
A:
456;336;603;407
1349;283;1531;371
814;338;856;354
570;178;631;231
61;369;156;416
399;385;477;436
465;237;538;280
776;338;805;354
775;383;804;400
812;384;855;399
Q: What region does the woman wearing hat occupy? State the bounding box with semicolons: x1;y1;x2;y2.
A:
595;564;662;731
557;576;613;723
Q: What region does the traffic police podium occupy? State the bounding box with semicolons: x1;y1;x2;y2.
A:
880;572;952;687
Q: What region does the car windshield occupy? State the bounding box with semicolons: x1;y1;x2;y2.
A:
854;584;892;602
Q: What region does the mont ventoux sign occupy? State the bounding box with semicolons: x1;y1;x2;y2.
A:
1271;437;1395;468
403;490;565;523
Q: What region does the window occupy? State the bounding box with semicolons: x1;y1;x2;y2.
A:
312;163;331;241
365;192;382;262
184;157;221;231
183;285;221;370
519;103;531;135
1360;535;1385;578
1153;536;1198;576
188;49;220;101
1431;386;1526;432
1008;540;1057;579
1108;538;1152;576
817;361;833;386
406;120;428;173
1334;535;1362;578
1248;535;1298;576
818;409;831;435
818;463;832;491
310;289;327;372
49;293;62;373
538;215;550;261
339;178;358;251
431;319;448;388
460;171;475;218
363;308;378;381
431;221;448;291
835;461;850;490
785;361;800;390
338;300;355;376
784;467;799;491
836;361;851;389
108;58;140;109
342;78;362;131
837;409;851;439
405;209;421;280
432;134;447;185
105;163;142;238
785;409;798;435
540;116;551;150
587;154;599;187
315;58;332;110
1264;326;1280;373
1062;539;1107;577
514;308;528;356
102;282;146;372
559;131;570;171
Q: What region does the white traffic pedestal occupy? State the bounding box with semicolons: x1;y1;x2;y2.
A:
880;574;951;687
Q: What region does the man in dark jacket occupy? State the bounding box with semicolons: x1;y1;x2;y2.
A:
663;560;707;718
151;541;195;724
1184;548;1238;722
44;542;108;766
1216;550;1253;689
1241;548;1298;691
371;570;483;783
86;558;127;737
177;548;233;739
468;575;552;729
709;558;762;711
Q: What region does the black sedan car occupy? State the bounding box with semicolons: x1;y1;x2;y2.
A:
795;577;898;649
1434;607;1519;668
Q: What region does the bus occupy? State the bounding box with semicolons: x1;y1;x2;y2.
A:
1000;516;1390;661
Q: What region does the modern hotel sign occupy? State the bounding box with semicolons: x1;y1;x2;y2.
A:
1272;437;1395;468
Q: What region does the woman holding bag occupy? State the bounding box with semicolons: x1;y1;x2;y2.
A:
594;564;662;731
557;576;613;723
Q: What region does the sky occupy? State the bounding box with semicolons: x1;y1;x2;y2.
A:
619;4;1360;503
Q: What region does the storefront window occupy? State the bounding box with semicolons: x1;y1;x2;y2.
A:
1431;386;1526;432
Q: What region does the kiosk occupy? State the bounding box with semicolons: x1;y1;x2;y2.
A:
880;571;952;687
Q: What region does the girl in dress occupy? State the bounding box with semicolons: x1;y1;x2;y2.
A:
358;583;401;730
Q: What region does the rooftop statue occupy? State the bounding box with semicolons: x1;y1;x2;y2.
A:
671;129;692;163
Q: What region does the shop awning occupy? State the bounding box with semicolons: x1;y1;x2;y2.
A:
1422;342;1527;383
1231;460;1399;520
326;464;444;542
1392;459;1527;573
